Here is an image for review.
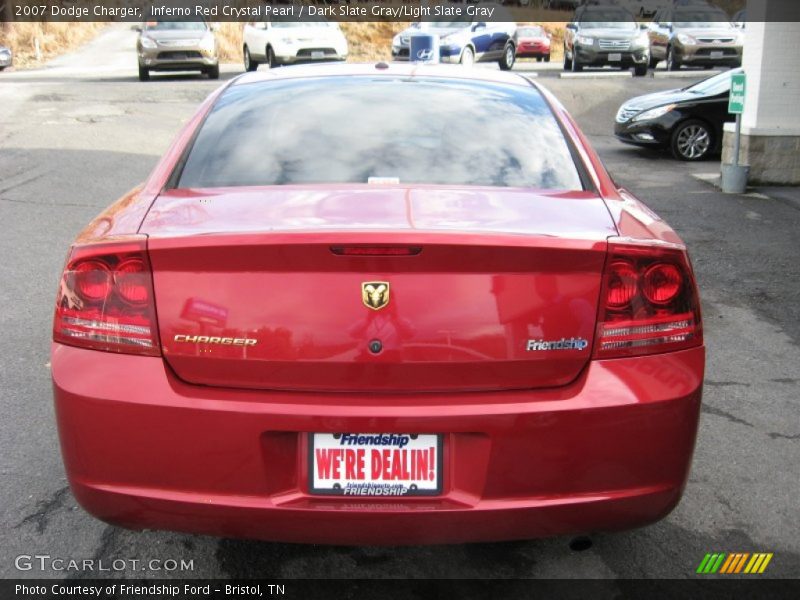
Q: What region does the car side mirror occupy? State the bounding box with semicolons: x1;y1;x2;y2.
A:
639;23;648;30
472;22;486;32
131;24;142;32
566;24;577;31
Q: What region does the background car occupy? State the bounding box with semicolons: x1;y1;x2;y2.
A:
514;25;552;62
392;8;517;70
544;0;581;9
614;68;739;160
0;46;12;71
564;5;651;75
619;0;670;18
242;18;348;70
136;21;218;82
648;5;743;70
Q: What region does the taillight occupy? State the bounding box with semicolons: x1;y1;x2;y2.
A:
53;237;160;356
594;241;702;359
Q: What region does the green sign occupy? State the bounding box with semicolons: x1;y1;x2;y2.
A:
729;72;746;114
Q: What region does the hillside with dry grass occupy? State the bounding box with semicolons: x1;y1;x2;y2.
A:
0;23;105;68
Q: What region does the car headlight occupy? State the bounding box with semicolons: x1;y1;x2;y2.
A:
632;104;676;122
200;34;215;51
576;35;594;46
392;34;401;46
676;33;697;45
139;36;157;49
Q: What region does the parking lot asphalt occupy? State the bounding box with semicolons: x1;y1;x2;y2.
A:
1;26;798;581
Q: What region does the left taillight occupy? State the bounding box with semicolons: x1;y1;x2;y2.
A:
53;237;160;356
594;240;703;359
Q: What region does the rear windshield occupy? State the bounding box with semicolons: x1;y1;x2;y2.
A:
176;76;584;191
518;27;545;37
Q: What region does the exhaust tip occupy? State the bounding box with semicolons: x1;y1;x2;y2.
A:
569;536;593;552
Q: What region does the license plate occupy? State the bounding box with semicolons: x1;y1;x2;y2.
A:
710;51;724;59
309;433;442;496
311;51;325;59
608;53;622;61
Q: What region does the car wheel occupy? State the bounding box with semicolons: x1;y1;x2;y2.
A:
563;46;572;70
499;44;515;71
267;46;277;69
206;64;220;80
667;46;681;71
460;46;475;67
244;46;258;72
634;62;648;77
671;120;713;161
536;56;542;63
571;50;583;72
138;65;149;82
649;55;660;69
544;53;550;63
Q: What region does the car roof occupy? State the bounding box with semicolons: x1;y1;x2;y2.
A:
232;62;535;89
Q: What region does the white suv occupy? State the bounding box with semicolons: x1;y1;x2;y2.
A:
242;20;348;71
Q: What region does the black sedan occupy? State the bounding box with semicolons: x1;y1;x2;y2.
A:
614;69;739;161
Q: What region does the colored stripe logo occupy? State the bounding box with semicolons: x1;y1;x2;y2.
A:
697;552;773;574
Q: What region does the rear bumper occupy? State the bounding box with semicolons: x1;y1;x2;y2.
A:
52;343;704;544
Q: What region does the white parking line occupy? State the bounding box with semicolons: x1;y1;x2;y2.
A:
559;71;633;79
654;70;722;78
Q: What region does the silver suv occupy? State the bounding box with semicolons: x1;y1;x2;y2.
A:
647;5;743;70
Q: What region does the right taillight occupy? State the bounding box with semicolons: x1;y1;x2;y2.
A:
53;237;160;356
594;241;703;359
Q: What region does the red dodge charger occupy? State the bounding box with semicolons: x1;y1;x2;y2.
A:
52;64;704;545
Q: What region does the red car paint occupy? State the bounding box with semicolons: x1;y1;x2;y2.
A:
52;64;704;544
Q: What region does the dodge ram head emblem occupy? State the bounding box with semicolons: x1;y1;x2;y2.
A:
362;282;390;310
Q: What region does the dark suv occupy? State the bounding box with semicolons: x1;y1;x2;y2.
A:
564;6;651;76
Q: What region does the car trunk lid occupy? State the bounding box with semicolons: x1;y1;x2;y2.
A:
142;186;616;392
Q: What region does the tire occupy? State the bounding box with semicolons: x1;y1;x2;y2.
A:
536;56;543;63
649;55;659;69
670;119;713;161
460;45;475;67
499;44;515;71
243;45;258;72
571;49;583;72
667;46;681;71
634;62;648;77
206;64;220;80
267;46;277;69
544;53;550;63
563;46;572;70
138;64;149;82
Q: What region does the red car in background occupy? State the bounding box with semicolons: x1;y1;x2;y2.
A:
52;64;704;545
514;25;552;62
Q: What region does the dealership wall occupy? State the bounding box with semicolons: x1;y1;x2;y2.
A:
722;1;800;184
